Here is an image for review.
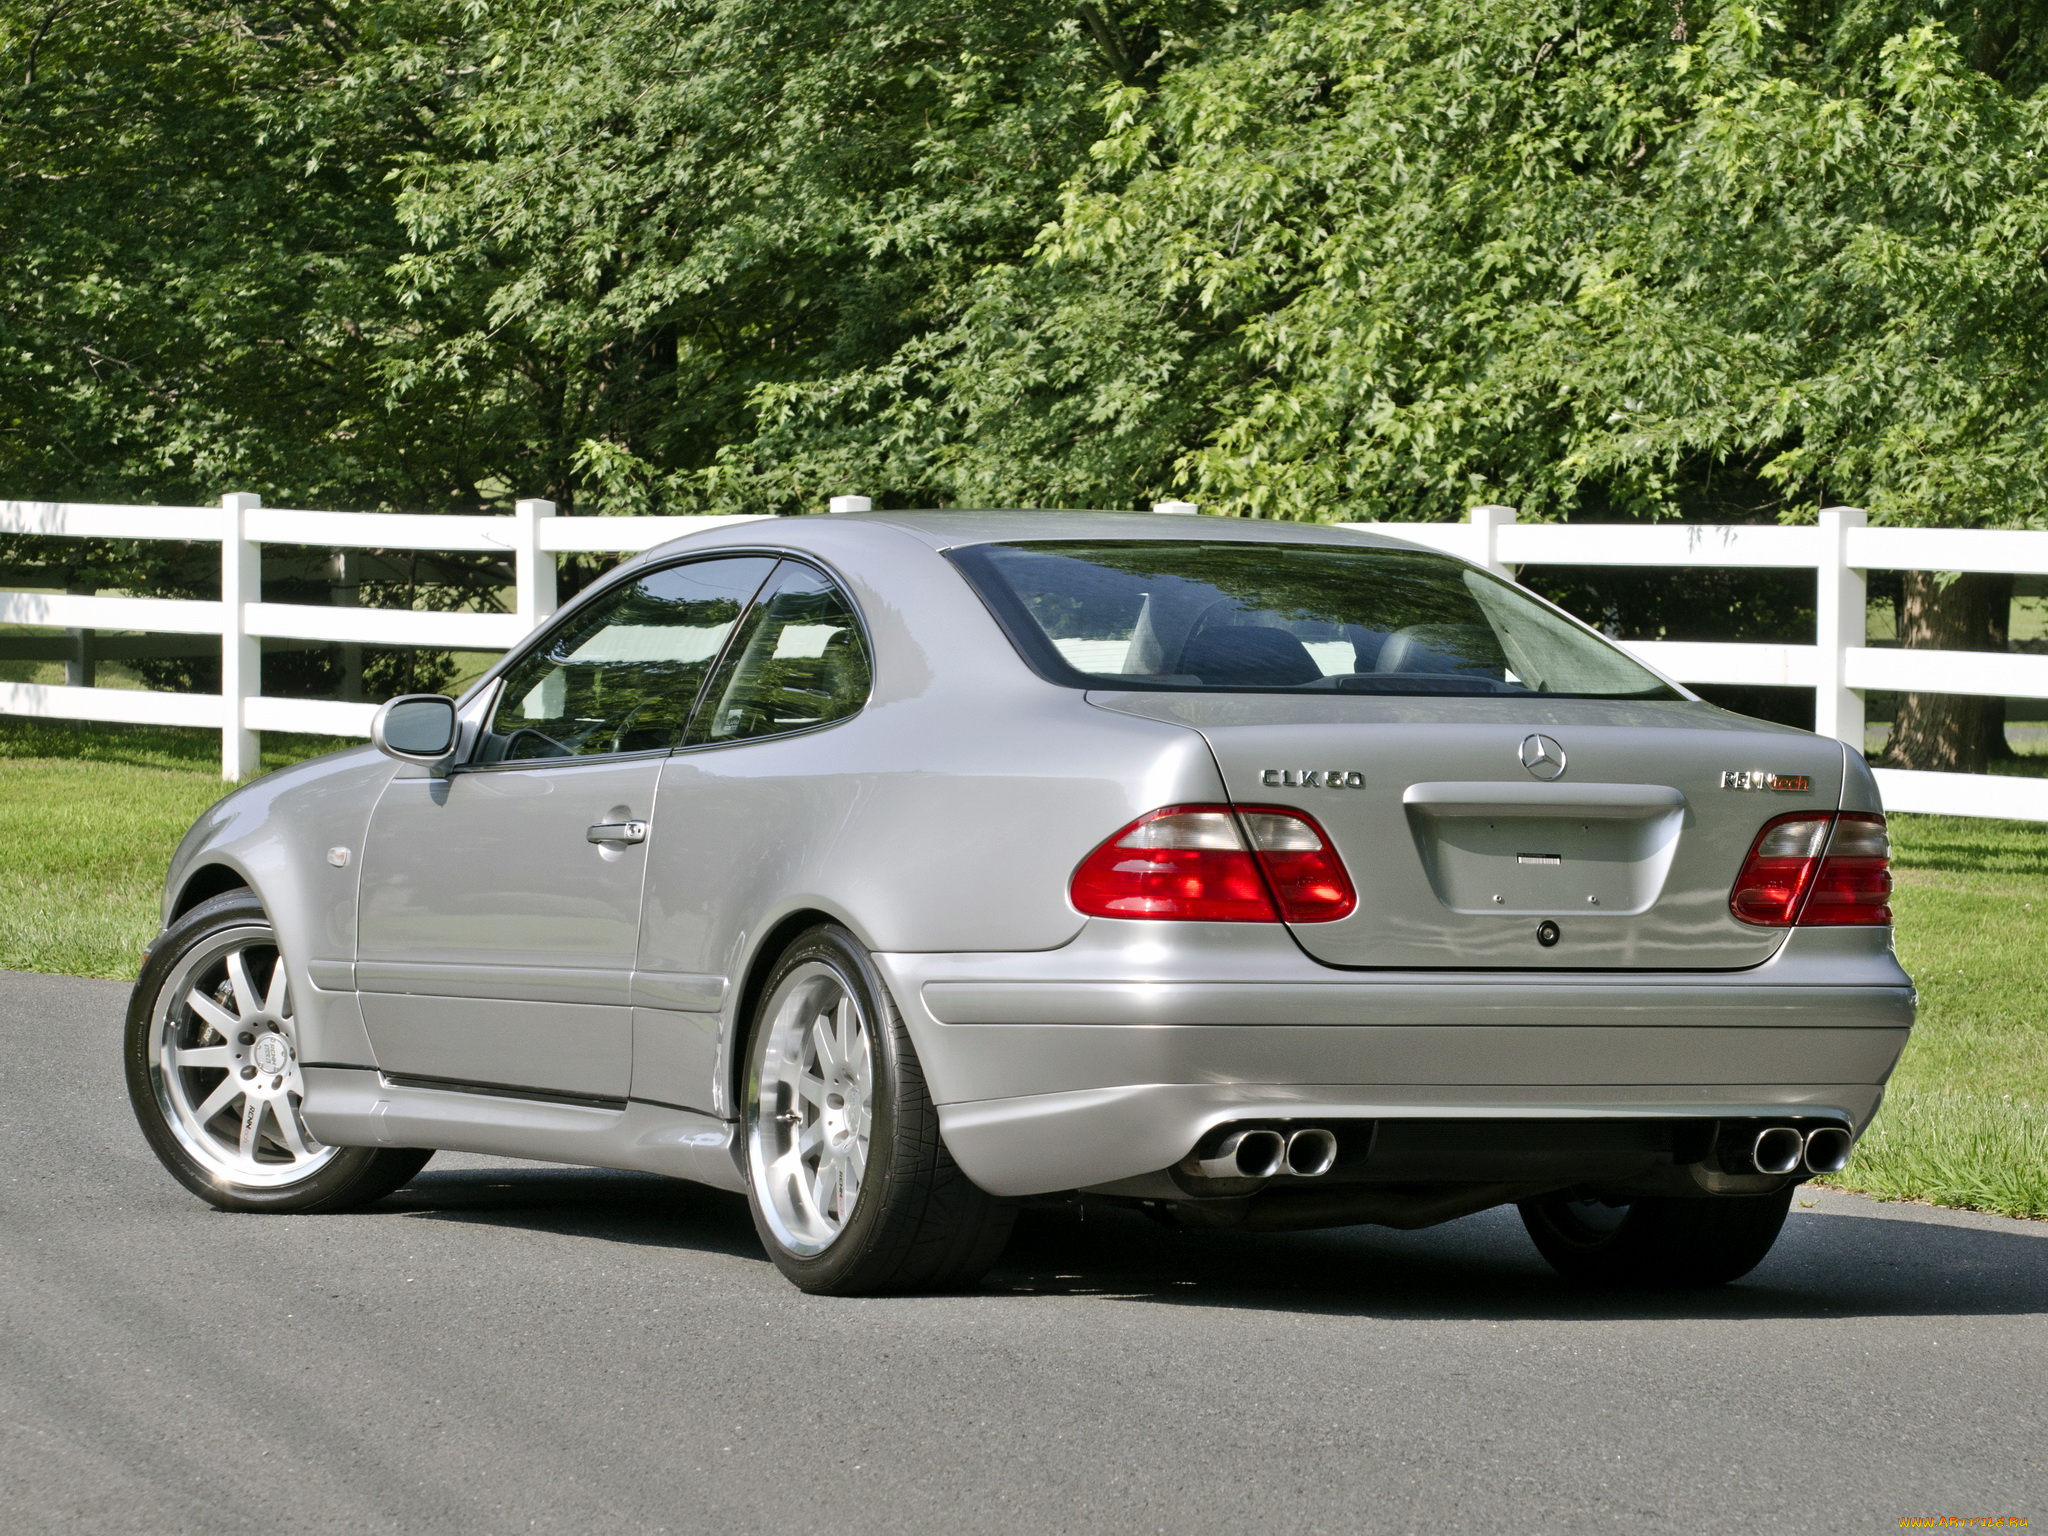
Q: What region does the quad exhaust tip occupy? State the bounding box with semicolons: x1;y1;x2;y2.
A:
1802;1125;1853;1175
1749;1124;1855;1176
1285;1127;1339;1178
1195;1126;1339;1180
1751;1126;1805;1176
1198;1128;1288;1180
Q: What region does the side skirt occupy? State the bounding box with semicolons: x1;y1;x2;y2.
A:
299;1066;746;1193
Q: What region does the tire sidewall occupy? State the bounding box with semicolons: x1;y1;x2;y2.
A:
125;890;386;1213
1520;1189;1795;1288
1522;1196;1635;1259
741;924;915;1289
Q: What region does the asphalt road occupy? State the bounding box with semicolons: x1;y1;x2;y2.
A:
3;970;2042;1535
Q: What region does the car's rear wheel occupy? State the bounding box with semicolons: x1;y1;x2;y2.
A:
126;891;431;1212
1518;1189;1795;1287
743;924;1013;1294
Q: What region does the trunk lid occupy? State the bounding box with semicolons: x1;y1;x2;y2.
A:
1088;692;1845;969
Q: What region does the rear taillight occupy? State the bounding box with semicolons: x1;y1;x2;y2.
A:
1730;812;1891;927
1729;814;1831;925
1069;805;1356;924
1237;806;1357;922
1800;813;1893;925
1070;807;1274;921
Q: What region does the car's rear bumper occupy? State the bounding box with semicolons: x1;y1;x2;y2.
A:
876;922;1915;1197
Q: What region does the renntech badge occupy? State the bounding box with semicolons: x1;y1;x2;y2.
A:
1720;770;1812;792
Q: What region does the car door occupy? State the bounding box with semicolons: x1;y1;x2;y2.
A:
356;554;778;1102
631;559;874;1113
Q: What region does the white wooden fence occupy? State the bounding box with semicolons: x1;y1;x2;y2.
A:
0;496;758;778
1351;505;2048;822
1;496;2044;820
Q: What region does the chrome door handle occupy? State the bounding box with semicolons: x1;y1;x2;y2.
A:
586;820;648;845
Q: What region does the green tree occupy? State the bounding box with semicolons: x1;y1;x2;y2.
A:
0;1;530;693
388;0;1225;515
0;0;492;511
7;0;2046;767
748;0;2048;766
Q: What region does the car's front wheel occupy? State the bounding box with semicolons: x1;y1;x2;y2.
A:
743;924;1013;1294
126;891;431;1213
1518;1189;1796;1287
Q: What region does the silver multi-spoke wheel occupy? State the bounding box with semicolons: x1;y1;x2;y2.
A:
148;925;337;1188
748;960;875;1256
739;927;1014;1293
1559;1197;1631;1236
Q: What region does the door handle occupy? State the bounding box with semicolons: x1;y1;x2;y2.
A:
586;820;648;845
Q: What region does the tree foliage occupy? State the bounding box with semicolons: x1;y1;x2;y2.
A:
758;0;2048;526
4;0;2045;531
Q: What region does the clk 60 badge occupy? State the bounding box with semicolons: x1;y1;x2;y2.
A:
1720;770;1811;792
1260;768;1366;789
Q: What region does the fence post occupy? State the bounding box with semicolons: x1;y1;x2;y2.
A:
514;498;558;635
64;578;96;687
220;493;262;780
1469;504;1518;577
332;550;363;703
1815;506;1868;754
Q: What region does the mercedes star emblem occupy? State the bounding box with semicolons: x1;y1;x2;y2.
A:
1519;733;1567;780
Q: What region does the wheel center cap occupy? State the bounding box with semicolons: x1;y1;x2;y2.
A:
821;1083;860;1143
251;1032;289;1075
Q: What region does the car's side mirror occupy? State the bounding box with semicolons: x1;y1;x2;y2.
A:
371;694;459;770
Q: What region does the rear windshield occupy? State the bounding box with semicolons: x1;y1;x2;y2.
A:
949;539;1680;699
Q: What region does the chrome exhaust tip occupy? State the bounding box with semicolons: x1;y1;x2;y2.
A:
1751;1125;1805;1176
1284;1127;1339;1178
1197;1128;1288;1181
1803;1126;1853;1175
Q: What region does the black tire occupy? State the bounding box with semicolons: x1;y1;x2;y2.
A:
126;889;432;1213
1519;1189;1795;1288
742;924;1014;1295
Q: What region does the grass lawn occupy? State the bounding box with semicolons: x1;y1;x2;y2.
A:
1825;815;2048;1218
0;720;336;979
1;718;2041;1218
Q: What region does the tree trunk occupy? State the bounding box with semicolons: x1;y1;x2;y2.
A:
1885;571;2013;772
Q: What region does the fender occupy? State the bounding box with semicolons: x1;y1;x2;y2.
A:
158;744;395;1069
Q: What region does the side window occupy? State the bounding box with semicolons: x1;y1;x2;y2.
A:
685;561;871;746
479;555;777;763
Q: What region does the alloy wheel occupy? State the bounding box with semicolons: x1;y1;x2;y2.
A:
1559;1197;1632;1238
148;925;338;1188
748;961;875;1256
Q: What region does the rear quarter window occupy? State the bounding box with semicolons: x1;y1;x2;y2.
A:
685;561;872;744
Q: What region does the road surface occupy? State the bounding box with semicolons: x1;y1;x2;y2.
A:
3;970;2041;1533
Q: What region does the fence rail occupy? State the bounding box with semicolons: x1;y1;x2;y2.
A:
1;495;2044;820
1347;505;2048;821
0;496;764;776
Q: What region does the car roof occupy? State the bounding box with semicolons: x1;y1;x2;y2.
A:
626;509;1445;578
741;509;1424;553
856;509;1422;551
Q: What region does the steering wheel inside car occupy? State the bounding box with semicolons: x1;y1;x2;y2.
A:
609;700;669;755
499;727;576;761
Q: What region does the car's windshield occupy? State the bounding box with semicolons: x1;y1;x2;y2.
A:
949;539;1678;699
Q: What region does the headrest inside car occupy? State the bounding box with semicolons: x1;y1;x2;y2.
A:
1178;625;1324;687
1376;624;1499;677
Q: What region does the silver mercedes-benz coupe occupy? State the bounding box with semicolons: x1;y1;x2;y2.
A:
126;512;1914;1293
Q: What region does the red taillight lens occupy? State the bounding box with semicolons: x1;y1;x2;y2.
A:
1801;813;1893;926
1730;812;1891;927
1238;806;1357;922
1729;814;1831;925
1069;805;1356;924
1070;806;1277;921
